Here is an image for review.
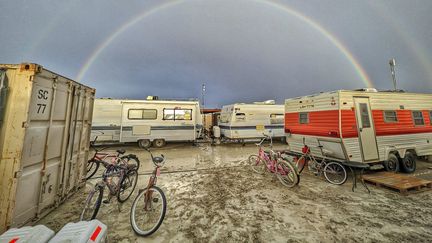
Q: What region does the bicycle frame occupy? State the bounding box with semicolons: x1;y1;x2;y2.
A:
141;148;164;211
255;136;289;175
294;144;327;175
142;166;160;210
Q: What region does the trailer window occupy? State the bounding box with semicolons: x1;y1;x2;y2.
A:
128;109;157;120
175;109;192;120
359;103;371;128
163;109;192;120
412;111;424;125
299;112;309;124
383;110;398;123
270;113;284;124
235;113;246;121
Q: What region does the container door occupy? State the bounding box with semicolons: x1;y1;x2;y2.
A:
13;76;61;226
66;87;92;191
353;97;379;161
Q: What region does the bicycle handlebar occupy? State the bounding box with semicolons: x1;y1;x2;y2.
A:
256;133;273;148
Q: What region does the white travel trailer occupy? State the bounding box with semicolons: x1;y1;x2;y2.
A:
91;98;203;148
284;89;432;173
217;101;285;140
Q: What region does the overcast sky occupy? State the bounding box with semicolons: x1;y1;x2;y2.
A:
1;0;431;107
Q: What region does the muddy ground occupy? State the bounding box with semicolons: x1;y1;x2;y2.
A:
38;142;432;242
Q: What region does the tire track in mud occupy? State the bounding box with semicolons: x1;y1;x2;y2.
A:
167;167;281;242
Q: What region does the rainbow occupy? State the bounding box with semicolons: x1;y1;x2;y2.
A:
76;0;374;87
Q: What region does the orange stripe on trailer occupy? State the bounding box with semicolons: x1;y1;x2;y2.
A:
285;109;432;138
9;238;19;243
285;110;341;137
372;110;432;136
90;226;102;241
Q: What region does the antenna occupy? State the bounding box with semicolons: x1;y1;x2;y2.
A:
201;83;206;108
389;58;397;91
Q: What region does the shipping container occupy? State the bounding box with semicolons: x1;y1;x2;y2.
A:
0;63;95;233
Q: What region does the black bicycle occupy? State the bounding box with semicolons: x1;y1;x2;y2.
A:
80;160;139;221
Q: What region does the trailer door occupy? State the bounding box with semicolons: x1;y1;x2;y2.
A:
353;97;379;161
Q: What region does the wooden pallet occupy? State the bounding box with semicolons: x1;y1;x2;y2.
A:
362;172;432;195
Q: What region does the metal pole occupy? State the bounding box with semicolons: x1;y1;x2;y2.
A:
201;84;205;108
201;84;206;136
389;58;397;91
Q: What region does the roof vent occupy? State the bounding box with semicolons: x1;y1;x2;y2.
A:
146;96;159;100
355;88;378;92
253;100;275;105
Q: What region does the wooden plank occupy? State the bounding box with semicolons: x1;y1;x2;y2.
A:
362;172;432;194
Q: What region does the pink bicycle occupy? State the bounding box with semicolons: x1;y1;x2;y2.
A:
249;135;298;188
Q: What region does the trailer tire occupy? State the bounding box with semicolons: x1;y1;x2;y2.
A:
153;139;166;148
400;151;416;173
384;153;400;172
138;139;151;149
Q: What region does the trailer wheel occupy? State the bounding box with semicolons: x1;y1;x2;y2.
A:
153;139;166;148
138;139;151;149
400;151;416;173
383;153;400;172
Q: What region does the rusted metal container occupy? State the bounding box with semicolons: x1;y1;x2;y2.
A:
0;63;95;233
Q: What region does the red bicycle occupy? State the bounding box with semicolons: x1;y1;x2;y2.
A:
130;148;166;236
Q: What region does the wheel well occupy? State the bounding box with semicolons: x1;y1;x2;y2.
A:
406;149;417;156
388;151;400;159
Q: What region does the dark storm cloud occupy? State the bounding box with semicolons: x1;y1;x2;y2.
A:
1;0;431;107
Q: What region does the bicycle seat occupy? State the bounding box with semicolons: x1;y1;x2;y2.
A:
153;156;164;164
117;149;126;154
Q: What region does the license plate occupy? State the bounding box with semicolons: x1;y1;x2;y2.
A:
256;125;264;131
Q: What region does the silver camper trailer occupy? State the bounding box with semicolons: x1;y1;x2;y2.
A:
0;63;95;233
91;98;203;148
216;101;285;141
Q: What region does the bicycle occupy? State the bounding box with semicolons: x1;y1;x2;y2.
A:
80;160;139;221
130;148;167;237
286;140;347;185
86;135;140;180
249;134;298;188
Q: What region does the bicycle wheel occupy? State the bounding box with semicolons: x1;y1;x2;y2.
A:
80;185;103;221
117;169;139;203
275;159;299;188
248;155;266;174
323;161;347;185
120;155;140;171
130;186;167;236
86;159;100;180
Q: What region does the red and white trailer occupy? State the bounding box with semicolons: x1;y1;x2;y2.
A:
284;89;432;172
